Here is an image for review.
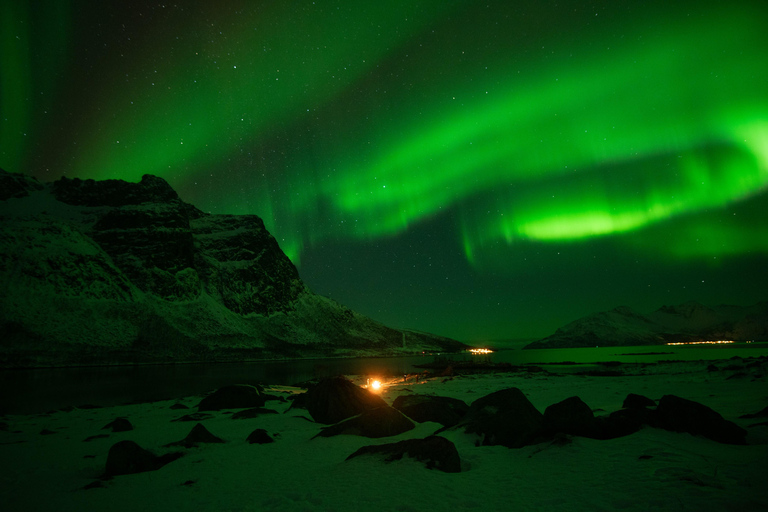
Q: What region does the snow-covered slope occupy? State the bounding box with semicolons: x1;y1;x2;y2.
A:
525;301;768;349
0;169;464;367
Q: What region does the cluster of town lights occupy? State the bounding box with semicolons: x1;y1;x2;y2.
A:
468;348;493;354
665;340;735;345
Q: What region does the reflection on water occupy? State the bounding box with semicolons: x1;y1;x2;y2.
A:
1;343;765;415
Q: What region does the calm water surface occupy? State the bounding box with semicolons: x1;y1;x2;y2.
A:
1;343;765;415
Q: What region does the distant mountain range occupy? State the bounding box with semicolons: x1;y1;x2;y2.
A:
0;169;464;368
524;301;768;349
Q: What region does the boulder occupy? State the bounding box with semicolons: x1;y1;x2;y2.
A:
305;377;387;424
450;387;544;448
198;384;265;411
346;436;461;473
622;393;656;409
231;408;278;420
105;440;181;476
655;395;747;445
246;429;274;444
543;396;598;438
392;395;469;427
597;408;652;439
165;423;225;448
102;418;133;432
314;406;415;439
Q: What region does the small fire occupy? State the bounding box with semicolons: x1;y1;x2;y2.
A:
370;380;382;391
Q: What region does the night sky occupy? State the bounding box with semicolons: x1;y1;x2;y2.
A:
2;0;767;341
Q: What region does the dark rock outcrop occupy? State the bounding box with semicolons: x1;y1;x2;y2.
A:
449;387;544;448
0;169;44;200
654;395;747;445
313;405;415;439
198;385;265;411
346;436;461;473
105;440;181;476
165;423;225;448
392;394;469;427
305;377;387;425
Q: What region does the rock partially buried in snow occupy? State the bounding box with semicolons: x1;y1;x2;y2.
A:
346;436;461;473
246;429;274;444
654;395;747;445
305;376;387;424
105;440;182;476
197;384;265;411
231;407;279;420
392;394;469;427
449;387;544;448
165;423;225;448
622;393;656;409
313;406;415;439
102;418;133;432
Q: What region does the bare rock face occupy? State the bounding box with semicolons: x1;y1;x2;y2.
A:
0;168;44;200
305;377;387;425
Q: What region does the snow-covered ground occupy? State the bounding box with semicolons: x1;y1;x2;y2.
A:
1;359;766;511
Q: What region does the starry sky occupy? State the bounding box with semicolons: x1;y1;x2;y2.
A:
2;0;767;342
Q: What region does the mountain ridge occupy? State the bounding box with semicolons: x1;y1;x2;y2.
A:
524;300;768;349
0;169;465;367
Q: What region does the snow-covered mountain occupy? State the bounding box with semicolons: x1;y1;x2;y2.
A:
0;169;464;367
524;301;768;349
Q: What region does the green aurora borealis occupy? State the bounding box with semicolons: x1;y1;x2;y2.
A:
2;0;767;340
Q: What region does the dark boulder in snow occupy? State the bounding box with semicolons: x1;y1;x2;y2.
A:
105;440;181;476
314;406;415;439
622;393;656;409
231;407;278;419
198;384;265;411
543;396;599;438
165;423;225;448
449;387;545;448
246;429;274;444
655;395;747;445
346;436;461;473
172;412;215;422
305;377;386;424
739;405;768;419
392;394;469;427
102;418;133;432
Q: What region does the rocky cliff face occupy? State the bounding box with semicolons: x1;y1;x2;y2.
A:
524;301;768;349
0;169;463;367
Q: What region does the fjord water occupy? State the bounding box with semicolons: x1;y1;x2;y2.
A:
1;343;765;415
